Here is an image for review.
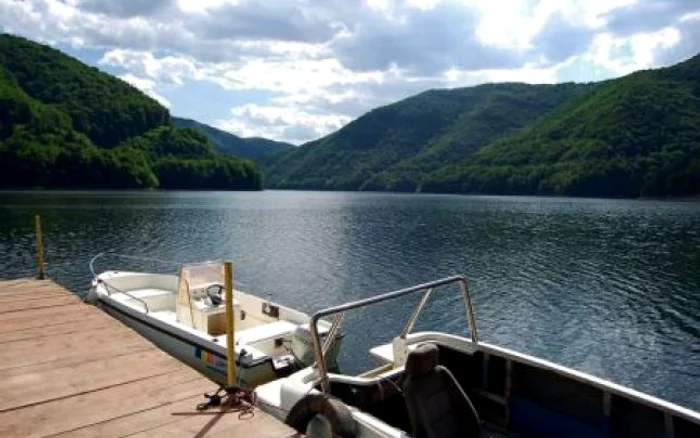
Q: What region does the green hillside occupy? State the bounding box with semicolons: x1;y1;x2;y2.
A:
172;116;293;161
424;54;700;197
265;53;700;198
264;82;592;191
0;34;262;190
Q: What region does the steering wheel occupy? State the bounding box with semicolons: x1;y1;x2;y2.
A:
205;284;225;306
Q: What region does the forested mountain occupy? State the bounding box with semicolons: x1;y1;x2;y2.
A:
263;82;593;191
0;34;262;190
265;54;700;198
4;32;697;197
425;54;700;197
173;117;293;161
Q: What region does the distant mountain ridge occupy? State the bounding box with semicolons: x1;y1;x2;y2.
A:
425;54;700;197
264;54;700;198
0;34;262;190
3;32;696;197
172;117;293;162
263;82;594;191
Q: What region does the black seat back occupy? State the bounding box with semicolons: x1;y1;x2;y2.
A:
403;343;481;438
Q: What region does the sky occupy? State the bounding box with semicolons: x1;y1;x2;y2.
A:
1;0;699;145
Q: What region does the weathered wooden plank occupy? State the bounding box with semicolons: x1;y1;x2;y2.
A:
0;314;115;344
0;278;35;288
0;369;204;437
0;289;73;302
127;406;299;438
0;295;82;313
0;304;104;331
0;280;74;296
46;389;281;438
0;349;186;411
0;325;147;369
0;279;296;437
0;343;155;378
49;393;208;438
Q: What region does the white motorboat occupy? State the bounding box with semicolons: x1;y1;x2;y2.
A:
86;253;341;389
255;276;700;438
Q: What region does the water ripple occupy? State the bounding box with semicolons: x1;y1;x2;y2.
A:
1;191;699;410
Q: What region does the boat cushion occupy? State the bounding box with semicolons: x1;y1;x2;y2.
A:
125;288;174;312
237;320;297;345
129;288;173;298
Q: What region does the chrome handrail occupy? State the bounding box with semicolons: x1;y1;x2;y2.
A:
89;252;185;279
310;275;478;394
89;252;186;314
89;252;254;316
89;252;105;278
321;312;346;357
97;278;150;313
401;287;434;338
89;252;250;287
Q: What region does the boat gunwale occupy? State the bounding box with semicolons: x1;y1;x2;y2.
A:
347;331;700;427
476;338;700;425
94;289;273;369
301;269;700;429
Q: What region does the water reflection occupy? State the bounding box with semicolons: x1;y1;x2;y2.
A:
0;190;699;410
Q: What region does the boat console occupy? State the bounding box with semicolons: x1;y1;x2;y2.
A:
182;293;240;336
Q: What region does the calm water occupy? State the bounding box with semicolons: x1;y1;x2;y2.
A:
1;190;699;410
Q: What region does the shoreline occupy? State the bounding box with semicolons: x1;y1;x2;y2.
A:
1;187;699;202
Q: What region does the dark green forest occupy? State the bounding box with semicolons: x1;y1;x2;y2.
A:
265;54;700;198
263;82;594;191
424;56;700;197
3;32;698;198
0;34;262;190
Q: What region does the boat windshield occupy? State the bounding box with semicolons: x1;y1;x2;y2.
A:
309;275;479;393
177;261;225;306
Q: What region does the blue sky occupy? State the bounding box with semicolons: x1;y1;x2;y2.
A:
1;0;699;144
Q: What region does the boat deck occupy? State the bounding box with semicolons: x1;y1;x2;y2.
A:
0;279;300;438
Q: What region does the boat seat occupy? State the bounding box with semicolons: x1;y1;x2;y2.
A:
127;288;174;312
403;343;483;438
236;320;297;345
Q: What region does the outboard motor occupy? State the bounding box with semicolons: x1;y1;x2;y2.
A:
290;325;342;369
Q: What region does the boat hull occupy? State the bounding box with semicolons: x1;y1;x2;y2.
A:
95;296;276;388
257;332;700;438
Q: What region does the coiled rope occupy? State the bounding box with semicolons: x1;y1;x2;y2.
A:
196;386;257;420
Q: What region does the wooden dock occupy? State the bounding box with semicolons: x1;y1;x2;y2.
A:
0;279;299;438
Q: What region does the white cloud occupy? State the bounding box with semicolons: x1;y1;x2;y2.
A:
628;27;681;65
101;49;198;85
680;11;700;22
214;104;352;144
119;73;172;108
1;0;698;143
586;26;681;76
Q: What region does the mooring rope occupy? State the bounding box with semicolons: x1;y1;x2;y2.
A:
196;386;257;420
225;388;257;420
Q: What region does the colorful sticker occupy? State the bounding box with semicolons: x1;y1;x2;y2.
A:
195;346;226;370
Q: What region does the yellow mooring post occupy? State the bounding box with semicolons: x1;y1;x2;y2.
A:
35;215;45;280
224;261;236;388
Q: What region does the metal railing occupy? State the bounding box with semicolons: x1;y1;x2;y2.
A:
88;252;252;317
89;252;185;314
98;279;150;313
309;275;478;394
89;252;184;278
89;253;249;287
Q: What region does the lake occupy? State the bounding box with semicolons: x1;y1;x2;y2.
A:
1;190;699;411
